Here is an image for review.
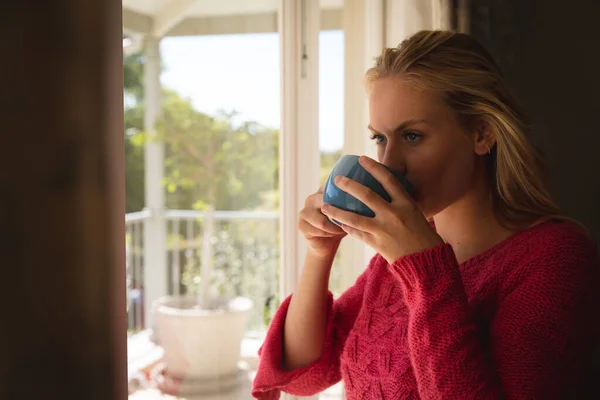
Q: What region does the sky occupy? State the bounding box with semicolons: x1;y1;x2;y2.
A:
160;31;345;152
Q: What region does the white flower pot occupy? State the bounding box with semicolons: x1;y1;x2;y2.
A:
153;295;253;380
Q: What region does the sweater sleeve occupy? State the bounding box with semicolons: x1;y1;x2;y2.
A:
389;237;599;400
251;255;378;399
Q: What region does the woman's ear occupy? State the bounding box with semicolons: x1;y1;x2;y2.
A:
473;119;495;155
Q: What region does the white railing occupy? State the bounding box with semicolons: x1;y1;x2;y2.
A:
125;209;279;332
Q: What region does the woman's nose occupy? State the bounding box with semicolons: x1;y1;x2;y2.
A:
380;148;406;175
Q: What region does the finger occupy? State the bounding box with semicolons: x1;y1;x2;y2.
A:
301;208;345;235
298;218;342;238
340;223;374;246
333;175;388;213
309;192;325;208
320;204;373;232
306;191;325;208
317;184;325;194
358;156;410;203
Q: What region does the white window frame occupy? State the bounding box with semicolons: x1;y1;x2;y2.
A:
278;1;321;399
278;0;321;301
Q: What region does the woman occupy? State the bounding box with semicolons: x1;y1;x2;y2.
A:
251;30;599;399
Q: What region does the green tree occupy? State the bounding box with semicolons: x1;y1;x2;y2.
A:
123;52;145;103
320;149;343;184
156;93;279;211
123;52;279;213
124;52;146;213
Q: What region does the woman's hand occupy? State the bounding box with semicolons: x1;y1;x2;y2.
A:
320;156;443;264
299;186;347;259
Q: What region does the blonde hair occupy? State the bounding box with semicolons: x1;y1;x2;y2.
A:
366;30;573;231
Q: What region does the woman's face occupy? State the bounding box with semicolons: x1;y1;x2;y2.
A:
368;76;487;219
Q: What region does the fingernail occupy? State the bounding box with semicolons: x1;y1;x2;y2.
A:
321;204;330;213
334;176;342;184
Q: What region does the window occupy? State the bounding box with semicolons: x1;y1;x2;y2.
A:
124;5;282;398
123;1;344;399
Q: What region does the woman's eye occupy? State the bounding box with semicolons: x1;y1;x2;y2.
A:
404;132;421;142
369;134;385;144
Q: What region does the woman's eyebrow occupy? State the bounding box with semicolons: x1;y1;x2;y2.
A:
367;119;429;134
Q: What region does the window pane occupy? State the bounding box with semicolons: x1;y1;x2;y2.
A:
319;29;345;300
318;29;346;400
124;7;280;398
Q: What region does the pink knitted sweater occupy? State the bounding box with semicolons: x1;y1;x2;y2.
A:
251;220;600;399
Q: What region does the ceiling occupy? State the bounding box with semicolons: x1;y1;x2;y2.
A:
124;0;342;16
122;0;343;54
124;0;279;18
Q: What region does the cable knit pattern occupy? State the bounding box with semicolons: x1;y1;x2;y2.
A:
252;221;600;399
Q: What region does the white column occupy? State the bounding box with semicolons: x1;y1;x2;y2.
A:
278;2;320;396
278;0;320;300
143;35;168;329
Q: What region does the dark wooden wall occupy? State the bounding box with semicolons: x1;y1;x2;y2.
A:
0;1;127;399
467;0;600;243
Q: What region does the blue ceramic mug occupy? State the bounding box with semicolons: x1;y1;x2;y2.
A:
323;155;415;224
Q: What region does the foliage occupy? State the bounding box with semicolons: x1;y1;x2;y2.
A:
156;96;279;211
321;149;343;185
123;51;146;213
124;52;278;213
123;52;145;103
179;219;279;330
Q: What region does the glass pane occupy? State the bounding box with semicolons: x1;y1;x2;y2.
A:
318;29;346;400
123;4;280;398
319;28;345;299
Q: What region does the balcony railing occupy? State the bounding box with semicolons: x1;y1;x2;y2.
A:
126;208;344;335
125;209;280;333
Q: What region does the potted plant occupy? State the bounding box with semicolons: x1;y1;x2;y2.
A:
151;206;253;394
